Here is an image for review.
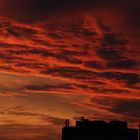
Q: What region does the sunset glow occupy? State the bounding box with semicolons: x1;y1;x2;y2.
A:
0;0;139;140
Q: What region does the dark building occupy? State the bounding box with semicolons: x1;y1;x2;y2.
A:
62;118;139;140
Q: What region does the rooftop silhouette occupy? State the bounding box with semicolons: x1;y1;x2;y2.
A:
62;117;139;140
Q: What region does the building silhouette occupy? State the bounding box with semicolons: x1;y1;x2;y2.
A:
62;117;139;140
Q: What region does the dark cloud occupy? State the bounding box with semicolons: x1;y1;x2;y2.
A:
42;66;140;86
0;21;37;37
101;33;127;47
92;97;140;120
25;83;76;92
1;0;139;26
42;67;97;80
111;100;140;118
91;87;130;94
0;0;120;22
97;33;127;62
100;72;140;85
84;61;104;69
97;47;123;60
107;59;137;69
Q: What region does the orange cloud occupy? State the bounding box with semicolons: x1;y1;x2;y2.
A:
0;1;139;139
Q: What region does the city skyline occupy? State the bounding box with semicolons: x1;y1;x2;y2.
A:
62;118;139;140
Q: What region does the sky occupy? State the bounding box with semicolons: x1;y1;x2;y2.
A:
0;0;140;140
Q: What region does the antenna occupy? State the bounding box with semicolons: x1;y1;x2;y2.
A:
81;116;85;121
65;119;70;127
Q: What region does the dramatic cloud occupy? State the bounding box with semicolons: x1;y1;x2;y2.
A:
0;0;139;139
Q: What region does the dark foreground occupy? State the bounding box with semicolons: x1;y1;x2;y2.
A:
62;118;139;140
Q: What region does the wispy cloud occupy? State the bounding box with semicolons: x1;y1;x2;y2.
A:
0;0;139;139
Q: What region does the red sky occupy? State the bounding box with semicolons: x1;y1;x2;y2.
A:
0;0;139;140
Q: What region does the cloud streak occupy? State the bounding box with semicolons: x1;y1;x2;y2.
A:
0;0;139;139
